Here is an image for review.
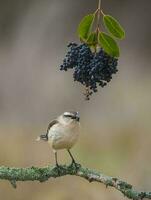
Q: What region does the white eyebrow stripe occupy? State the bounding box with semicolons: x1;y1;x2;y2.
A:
64;112;74;116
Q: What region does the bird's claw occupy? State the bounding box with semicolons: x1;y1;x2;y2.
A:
70;161;81;171
55;164;64;175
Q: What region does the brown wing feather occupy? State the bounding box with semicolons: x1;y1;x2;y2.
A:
37;120;58;142
46;119;58;135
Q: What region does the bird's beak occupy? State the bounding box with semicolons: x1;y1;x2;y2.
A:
76;117;80;122
76;115;80;122
75;112;80;122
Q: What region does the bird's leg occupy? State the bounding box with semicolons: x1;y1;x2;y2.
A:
54;151;64;175
67;149;80;170
55;151;59;167
68;149;76;164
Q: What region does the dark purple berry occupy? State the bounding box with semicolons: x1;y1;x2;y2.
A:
60;43;118;99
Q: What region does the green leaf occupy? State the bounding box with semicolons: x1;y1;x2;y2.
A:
87;32;97;45
98;32;120;57
103;15;125;39
78;14;95;40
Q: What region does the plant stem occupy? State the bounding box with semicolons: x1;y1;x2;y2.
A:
98;0;101;9
97;0;101;30
94;0;102;53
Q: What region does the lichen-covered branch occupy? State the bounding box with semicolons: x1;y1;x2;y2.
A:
0;165;150;199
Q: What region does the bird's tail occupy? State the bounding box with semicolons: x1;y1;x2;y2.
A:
36;134;48;142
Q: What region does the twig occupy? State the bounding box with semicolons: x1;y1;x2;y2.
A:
0;165;150;199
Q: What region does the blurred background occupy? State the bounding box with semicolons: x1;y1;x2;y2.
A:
0;0;151;199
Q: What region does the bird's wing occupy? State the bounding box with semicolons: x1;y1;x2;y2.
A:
36;120;59;142
46;119;59;135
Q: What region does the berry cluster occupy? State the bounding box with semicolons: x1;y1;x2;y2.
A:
60;43;118;99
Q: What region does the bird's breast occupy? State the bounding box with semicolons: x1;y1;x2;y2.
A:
48;122;80;150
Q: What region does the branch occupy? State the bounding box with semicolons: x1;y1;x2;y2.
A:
0;165;150;199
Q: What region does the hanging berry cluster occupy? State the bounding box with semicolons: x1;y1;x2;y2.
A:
60;0;125;100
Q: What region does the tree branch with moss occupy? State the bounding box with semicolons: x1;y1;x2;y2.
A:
0;164;151;200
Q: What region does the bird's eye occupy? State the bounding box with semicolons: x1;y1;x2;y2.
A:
64;115;72;118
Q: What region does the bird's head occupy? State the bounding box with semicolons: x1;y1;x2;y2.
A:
59;111;80;124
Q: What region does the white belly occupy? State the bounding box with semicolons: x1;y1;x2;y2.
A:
48;123;79;150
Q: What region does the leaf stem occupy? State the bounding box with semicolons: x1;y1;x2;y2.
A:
101;9;105;16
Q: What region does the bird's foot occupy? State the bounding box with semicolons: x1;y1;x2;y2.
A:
70;161;81;172
55;164;65;175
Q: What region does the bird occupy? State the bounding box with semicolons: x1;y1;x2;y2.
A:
36;111;80;168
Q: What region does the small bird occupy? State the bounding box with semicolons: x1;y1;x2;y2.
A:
36;111;80;167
